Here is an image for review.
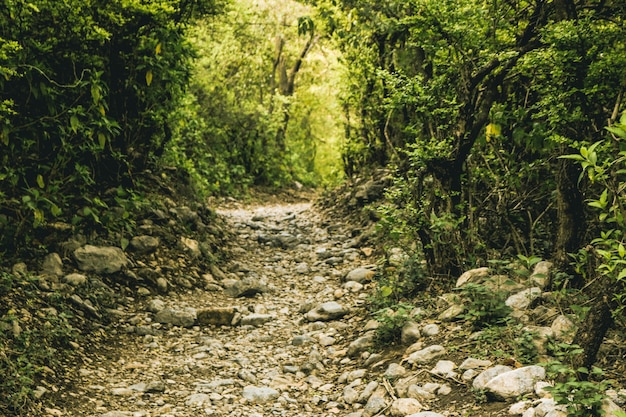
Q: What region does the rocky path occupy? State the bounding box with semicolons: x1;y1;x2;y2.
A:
52;197;626;417
62;199;383;417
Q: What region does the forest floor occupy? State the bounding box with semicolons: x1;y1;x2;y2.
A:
11;187;626;417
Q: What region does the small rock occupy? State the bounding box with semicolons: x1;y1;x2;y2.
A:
242;385;280;404
401;322;421;345
484;365;546;400
345;267;375;283
180;236;201;258
130;235;160;254
384;363;407;380
186;393;211;406
305;301;349;322
154;307;196;327
41;253;63;277
146;299;166;313
421;323;440;337
406;413;445;417
390;398;423;416
472;365;514;390
363;395;387;417
459;357;492;370
505;287;543;310
358;381;379;404
74;245;128;274
347;334;375;357
456;267;490;287
438;304;465;321
343;386;360;404
240;313;273;326
406;384;436;401
63;273;87;286
550;314;576;342
531;261;552;288
406;345;446;365
431;360;457;379
224;277;267;298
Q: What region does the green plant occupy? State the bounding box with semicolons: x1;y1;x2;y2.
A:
458;283;512;329
513;327;539;365
544;343;608;417
373;303;415;345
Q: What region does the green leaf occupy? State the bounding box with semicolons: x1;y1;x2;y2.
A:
145;70;153;86
36;174;45;189
98;133;106;149
70;115;79;133
380;285;393;297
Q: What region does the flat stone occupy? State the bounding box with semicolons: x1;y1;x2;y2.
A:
345;267;375;283
406;345;446;365
472;365;514;390
74;245;128;274
63;273;87;286
129;235;160;254
197;306;239;326
154;307;196;327
390;398;423;416
240;313;273;326
484;365;546;400
456;267;490;287
242;385;280;403
505;287;543;310
305;301;349;322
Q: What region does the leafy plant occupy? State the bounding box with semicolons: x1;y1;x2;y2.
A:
373;303;415;345
544;343;609;417
458;283;512;329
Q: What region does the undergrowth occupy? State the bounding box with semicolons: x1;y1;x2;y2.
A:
0;271;82;415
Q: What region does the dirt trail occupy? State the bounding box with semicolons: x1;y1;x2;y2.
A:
60;198;377;417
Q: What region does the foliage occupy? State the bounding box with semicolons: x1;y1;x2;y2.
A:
0;272;79;415
457;283;512;329
165;0;344;194
373;303;414;346
562;115;626;316
0;0;224;253
311;0;626;276
544;343;609;417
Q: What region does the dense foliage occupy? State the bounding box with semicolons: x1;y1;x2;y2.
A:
162;0;344;195
0;0;225;252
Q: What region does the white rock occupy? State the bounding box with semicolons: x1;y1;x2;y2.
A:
186;393;211;406
456;267;490;287
505;287;543;310
472;365;514;390
531;261;552;288
406;412;446;417
421;323;440;337
384;363;407;380
431;360;457;379
509;400;531;415
406;384;436;401
438;304;465;321
345;267;375;283
459;357;492;370
550;315;576;342
484;365;546;400
406;345;446;365
390;398;423;416
242;385;280;404
401;322;421;344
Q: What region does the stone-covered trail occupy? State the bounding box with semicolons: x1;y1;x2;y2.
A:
64;200;381;417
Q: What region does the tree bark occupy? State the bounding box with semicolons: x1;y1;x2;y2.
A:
554;156;586;272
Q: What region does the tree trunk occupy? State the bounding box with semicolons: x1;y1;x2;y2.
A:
571;248;618;376
554;156;585;272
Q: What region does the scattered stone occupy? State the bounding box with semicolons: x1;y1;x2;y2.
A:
305;301;349;322
456;267;490;287
63;273;87;286
347;334;375;357
240;313;273;326
505;287;543;310
459;358;493;370
154;307;196;327
224;277;267;298
431;360;458;379
363;395;387;417
180;236;201;258
186;393;211;406
472;365;514;390
484;365;546;400
345;267;375;283
531;261;553;288
74;245;128;274
41;253;63;277
390;398;424;416
401;321;421;345
129;235;160;254
421;323;440;337
551;314;576;342
384;363;407;380
406;413;445;417
242;385;280;404
146;298;166;313
406;345;446;365
438;304;465;321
